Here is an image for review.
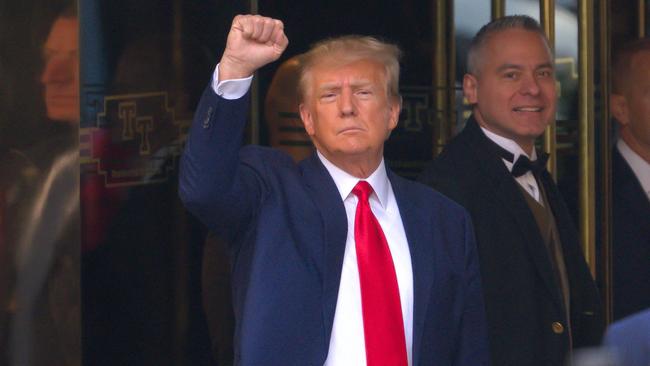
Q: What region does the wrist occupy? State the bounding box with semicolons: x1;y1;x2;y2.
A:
219;58;254;80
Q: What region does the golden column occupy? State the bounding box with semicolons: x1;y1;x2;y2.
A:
578;0;596;276
432;0;455;155
492;0;505;20
249;0;260;144
599;0;613;325
639;0;646;37
540;0;557;179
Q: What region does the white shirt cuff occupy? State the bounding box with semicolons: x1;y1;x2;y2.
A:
211;63;253;100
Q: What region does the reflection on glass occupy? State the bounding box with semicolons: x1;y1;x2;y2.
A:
42;16;80;124
454;0;490;131
1;4;80;366
609;40;650;321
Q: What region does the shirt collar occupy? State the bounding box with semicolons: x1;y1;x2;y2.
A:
480;126;537;170
617;138;650;196
316;150;390;208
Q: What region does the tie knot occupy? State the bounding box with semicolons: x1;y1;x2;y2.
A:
352;181;373;203
511;153;550;177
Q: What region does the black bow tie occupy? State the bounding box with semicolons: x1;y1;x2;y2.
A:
511;153;549;177
488;141;549;177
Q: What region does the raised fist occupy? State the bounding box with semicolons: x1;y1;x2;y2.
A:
219;14;289;80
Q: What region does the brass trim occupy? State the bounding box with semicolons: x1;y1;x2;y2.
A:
250;0;260;144
447;0;456;142
599;0;613;325
639;0;646;38
492;0;505;20
540;0;557;180
578;0;597;276
433;0;454;155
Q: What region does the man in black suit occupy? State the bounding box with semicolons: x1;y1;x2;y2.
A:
419;15;604;366
609;38;650;321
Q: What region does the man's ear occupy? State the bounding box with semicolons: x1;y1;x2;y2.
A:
610;94;630;126
387;96;402;131
463;74;479;104
299;103;315;136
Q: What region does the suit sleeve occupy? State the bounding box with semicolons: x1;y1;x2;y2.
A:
455;211;491;366
178;85;263;234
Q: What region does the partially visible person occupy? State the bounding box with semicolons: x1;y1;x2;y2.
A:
264;55;313;161
609;38;650;321
180;14;489;365
41;11;79;125
0;146;38;365
80;31;217;365
419;15;603;366
602;308;650;366
3;6;81;366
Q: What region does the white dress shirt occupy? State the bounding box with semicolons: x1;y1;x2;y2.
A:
211;65;414;365
481;127;543;203
319;152;413;366
617;138;650;201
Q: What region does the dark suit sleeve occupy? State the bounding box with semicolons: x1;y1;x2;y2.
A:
455;211;490;366
179;85;263;234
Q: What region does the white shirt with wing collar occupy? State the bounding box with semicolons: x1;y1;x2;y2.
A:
481;126;543;203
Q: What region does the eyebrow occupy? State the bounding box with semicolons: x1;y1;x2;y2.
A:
317;79;373;91
496;62;555;73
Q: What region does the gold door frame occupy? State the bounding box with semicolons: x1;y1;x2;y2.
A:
599;0;613;325
432;0;455;154
540;0;557;179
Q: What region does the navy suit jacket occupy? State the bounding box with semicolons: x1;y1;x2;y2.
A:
603;308;650;366
612;147;650;320
179;86;489;366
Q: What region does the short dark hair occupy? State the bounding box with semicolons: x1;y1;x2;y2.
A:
611;38;650;94
467;15;550;75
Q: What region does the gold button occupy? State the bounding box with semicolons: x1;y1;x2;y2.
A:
552;322;564;334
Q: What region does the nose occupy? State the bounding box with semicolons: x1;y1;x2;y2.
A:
519;73;541;96
338;86;357;117
41;54;75;85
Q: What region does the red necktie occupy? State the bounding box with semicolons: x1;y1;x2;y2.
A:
352;181;408;366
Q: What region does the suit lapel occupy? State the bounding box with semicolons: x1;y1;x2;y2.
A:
299;153;348;345
389;171;434;366
463;118;565;311
613;148;650;216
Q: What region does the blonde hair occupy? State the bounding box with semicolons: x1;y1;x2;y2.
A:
298;35;402;101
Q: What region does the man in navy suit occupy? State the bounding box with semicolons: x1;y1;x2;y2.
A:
603;308;650;366
609;38;650;321
419;16;603;366
179;14;488;366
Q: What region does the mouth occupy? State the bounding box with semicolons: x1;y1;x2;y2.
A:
513;106;543;113
45;93;78;102
338;126;365;134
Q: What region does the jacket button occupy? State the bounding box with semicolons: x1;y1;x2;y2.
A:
552;321;564;334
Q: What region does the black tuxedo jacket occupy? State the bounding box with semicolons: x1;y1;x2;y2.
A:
612;147;650;320
419;116;604;366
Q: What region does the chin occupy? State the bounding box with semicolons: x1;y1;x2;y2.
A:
47;111;79;124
